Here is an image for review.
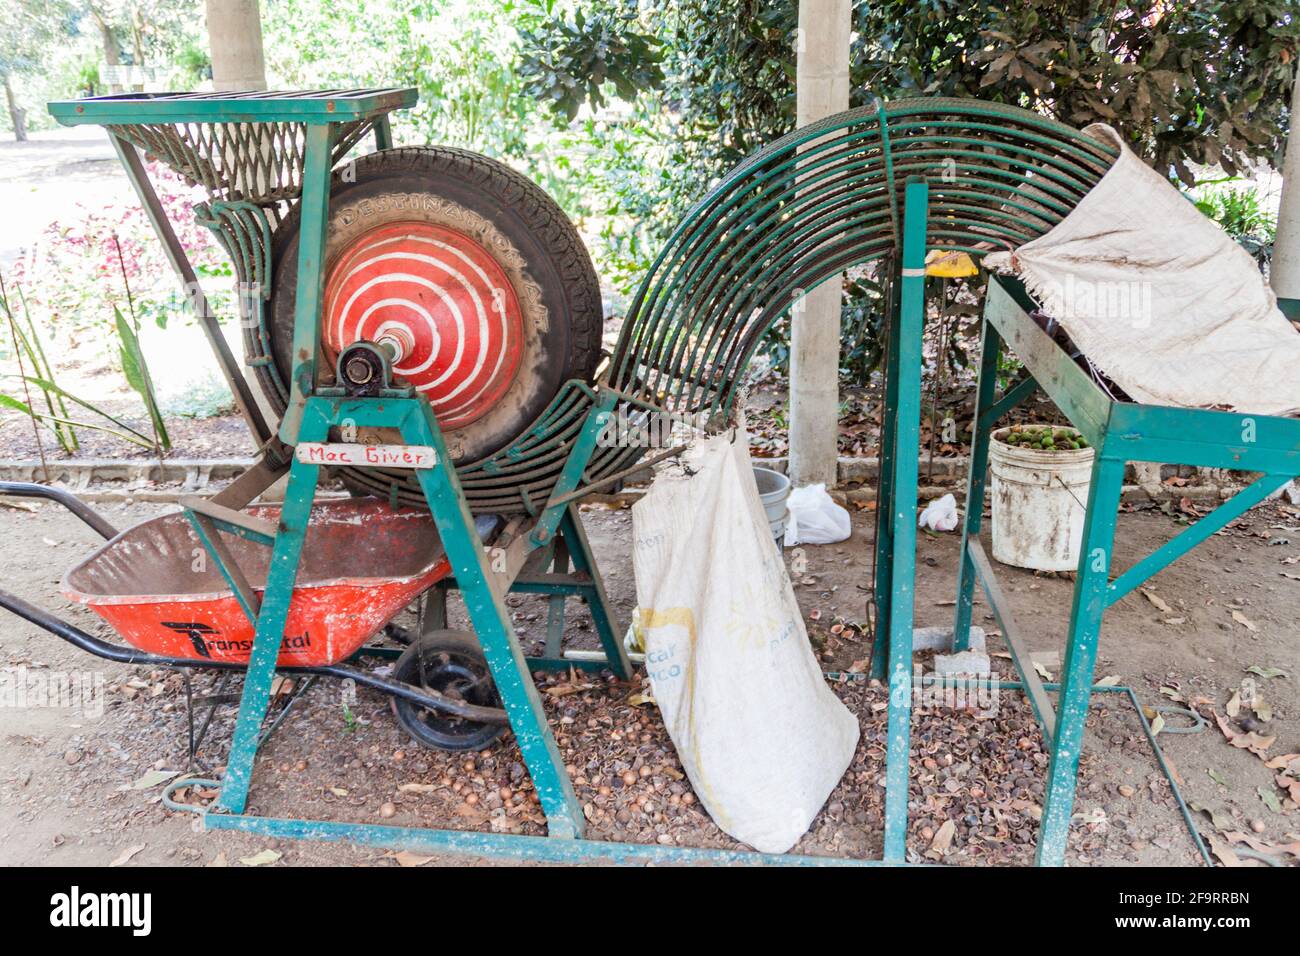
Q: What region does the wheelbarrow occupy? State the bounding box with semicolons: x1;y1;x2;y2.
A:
0;480;510;752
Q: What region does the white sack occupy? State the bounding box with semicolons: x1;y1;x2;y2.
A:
784;483;852;546
631;431;860;853
985;124;1300;417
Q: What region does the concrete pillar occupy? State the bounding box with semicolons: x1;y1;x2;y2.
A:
788;0;851;488
206;0;268;92
1272;67;1300;306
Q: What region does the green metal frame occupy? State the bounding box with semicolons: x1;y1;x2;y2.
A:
50;88;639;849
46;87;1226;868
954;274;1300;866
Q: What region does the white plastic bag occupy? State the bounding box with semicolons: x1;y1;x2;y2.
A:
918;493;959;532
631;432;860;853
783;483;852;546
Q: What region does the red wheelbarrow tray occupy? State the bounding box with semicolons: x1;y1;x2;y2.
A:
61;499;450;666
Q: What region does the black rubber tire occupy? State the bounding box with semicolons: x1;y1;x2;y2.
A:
390;629;505;752
251;146;603;500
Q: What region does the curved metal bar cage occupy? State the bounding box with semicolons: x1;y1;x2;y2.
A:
447;97;1117;513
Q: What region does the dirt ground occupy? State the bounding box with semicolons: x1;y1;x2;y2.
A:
1;492;1296;868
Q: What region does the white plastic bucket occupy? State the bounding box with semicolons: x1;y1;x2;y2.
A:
989;426;1095;571
752;466;791;550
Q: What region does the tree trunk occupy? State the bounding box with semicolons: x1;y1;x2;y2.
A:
90;7;125;94
788;0;851;488
3;74;28;142
1271;65;1300;318
206;0;268;91
131;8;146;91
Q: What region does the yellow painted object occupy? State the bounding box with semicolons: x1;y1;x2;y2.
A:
925;249;979;277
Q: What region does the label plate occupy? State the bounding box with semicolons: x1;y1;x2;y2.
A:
295;442;438;469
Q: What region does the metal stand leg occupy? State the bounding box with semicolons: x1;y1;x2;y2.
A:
543;537;569;658
869;269;902;681
423;584;449;633
558;505;632;679
882;178;928;862
1035;454;1124;866
215;455;323;814
404;408;585;840
953;321;1001;650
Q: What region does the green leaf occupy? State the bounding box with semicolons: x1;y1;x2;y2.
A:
1257;786;1282;814
114;306;171;452
1246;665;1288;680
4;375;153;444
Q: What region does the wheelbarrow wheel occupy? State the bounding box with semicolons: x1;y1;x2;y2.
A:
390;629;505;751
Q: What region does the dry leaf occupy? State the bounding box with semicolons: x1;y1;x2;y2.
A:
239;849;282;867
1224;831;1300;861
1206;834;1244;867
1231;610;1258;632
109;844;146;867
1258;786;1283;814
929;819;956;855
1191;802;1234;832
1276;773;1300;806
1142;588;1174;614
389;851;435;867
1246;665;1288;679
1214;712;1275;758
1254;695;1273;723
130;769;180;790
1262;753;1300;771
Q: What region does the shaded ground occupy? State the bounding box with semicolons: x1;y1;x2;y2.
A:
1;494;1295;867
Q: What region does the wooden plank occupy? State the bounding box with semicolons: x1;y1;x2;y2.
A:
180;495;278;542
984;277;1112;446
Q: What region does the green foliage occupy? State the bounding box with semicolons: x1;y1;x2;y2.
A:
2;276;157;450
517;0;1300;382
172;39;211;89
854;0;1299;184
518;4;665;121
1191;179;1277;268
2;279;77;451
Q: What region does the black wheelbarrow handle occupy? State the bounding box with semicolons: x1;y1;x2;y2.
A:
0;480;120;540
